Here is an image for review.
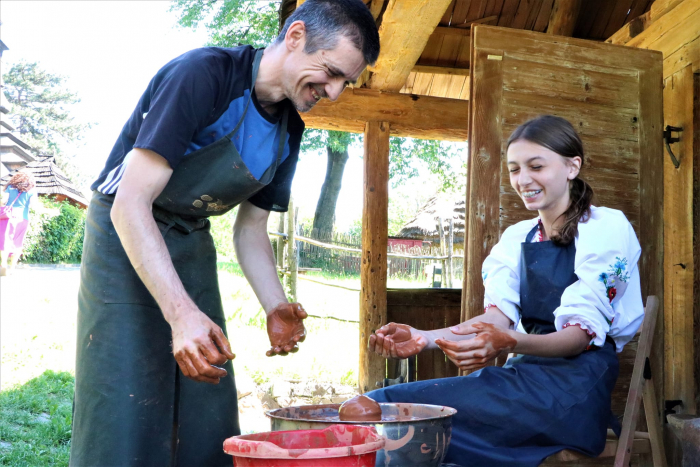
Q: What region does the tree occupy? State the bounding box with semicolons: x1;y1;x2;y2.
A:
2;61;90;184
170;0;464;237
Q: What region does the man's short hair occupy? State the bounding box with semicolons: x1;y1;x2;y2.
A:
276;0;380;66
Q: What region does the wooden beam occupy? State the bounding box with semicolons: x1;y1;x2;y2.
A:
663;66;697;415
359;121;390;394
547;0;582;37
607;10;651;45
412;65;470;76
369;0;454;92
370;0;386;20
301;88;470;141
433;26;471;37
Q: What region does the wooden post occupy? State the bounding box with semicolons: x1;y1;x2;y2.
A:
277;212;285;268
359;121;390;394
437;217;446;288
663;67;696;415
448;218;454;288
547;0;582;37
287;197;297;302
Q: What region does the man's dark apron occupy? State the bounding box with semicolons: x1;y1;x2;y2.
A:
71;49;288;467
367;224;620;467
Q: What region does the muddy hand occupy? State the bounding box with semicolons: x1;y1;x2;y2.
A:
435;322;515;371
266;302;308;356
369;322;428;359
171;311;235;384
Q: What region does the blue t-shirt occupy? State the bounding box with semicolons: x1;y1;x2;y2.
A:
4;187;33;220
92;46;304;212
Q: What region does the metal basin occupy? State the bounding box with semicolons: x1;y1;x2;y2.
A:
267;403;457;467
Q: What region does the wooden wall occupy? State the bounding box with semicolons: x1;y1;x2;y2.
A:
609;0;700;426
386;289;462;381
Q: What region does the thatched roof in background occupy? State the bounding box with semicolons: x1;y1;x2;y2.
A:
1;156;88;207
396;193;465;242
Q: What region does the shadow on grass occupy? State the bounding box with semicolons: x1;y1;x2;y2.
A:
0;371;73;466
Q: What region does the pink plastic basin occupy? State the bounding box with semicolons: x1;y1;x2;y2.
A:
223;424;385;467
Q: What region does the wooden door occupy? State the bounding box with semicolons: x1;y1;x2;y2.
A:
461;24;664;407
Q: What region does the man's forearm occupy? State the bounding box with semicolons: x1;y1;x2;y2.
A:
233;219;287;313
111;199;196;324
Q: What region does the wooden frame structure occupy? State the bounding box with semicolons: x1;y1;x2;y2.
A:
285;1;700;463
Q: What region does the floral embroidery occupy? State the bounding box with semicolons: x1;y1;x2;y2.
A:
598;257;630;311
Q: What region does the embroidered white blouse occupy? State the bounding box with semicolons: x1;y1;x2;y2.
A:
481;205;644;352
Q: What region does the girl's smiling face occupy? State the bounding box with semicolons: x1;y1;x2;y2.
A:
506;139;581;219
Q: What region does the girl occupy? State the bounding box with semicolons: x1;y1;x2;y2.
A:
367;115;644;466
1;172;36;276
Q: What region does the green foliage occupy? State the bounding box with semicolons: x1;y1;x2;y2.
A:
22;198;86;264
2;61;91;185
0;371;74;466
389;137;466;191
209;207;238;260
170;0;280;48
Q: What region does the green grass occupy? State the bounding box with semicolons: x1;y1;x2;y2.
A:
0;371;73;466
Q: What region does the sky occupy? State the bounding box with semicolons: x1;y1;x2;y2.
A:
0;0;374;231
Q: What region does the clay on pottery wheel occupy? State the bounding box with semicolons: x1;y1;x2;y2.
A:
338;395;382;422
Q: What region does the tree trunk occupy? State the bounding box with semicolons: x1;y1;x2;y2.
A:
311;145;349;239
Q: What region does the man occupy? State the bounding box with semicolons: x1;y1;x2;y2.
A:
70;1;380;465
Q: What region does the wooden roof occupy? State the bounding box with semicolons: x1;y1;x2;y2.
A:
1;156;88;208
396;193;465;241
380;0;654;100
294;0;657;138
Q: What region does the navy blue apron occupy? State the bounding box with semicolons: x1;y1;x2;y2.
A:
367;223;619;467
72;49;289;466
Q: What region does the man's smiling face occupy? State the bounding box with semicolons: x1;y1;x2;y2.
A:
284;33;367;113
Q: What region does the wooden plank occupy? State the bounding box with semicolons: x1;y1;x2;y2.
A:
440;0;457;25
533;0;554;32
645;5;700;59
412;64;471;76
466;0;489;23
603;0;635;40
663;35;700;79
370;0;386;19
649;0;685;20
663;66;697;415
301;88;471;141
572;0;603;38
511;0;544;30
369;0;454;92
359;121;390;394
462;43;504;323
476;25;659;70
607;10;651;45
626;0;700;53
695;72;700;467
635;42;665;442
496;0;521;27
484;0;506;17
587;0;618;40
642;376;668;467
450;0;473;26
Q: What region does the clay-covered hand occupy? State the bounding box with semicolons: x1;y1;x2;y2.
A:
171;311;236;384
266;302;308;357
435;322;516;371
369;322;428;359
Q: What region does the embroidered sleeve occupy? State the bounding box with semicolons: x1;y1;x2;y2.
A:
553;209;644;351
481;224;528;328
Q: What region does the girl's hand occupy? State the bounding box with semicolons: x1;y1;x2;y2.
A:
369;323;428;359
435;322;517;371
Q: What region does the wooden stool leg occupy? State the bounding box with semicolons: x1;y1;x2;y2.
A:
643;376;667;467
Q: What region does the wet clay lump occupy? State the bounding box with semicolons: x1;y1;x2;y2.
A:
338;395;382;422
